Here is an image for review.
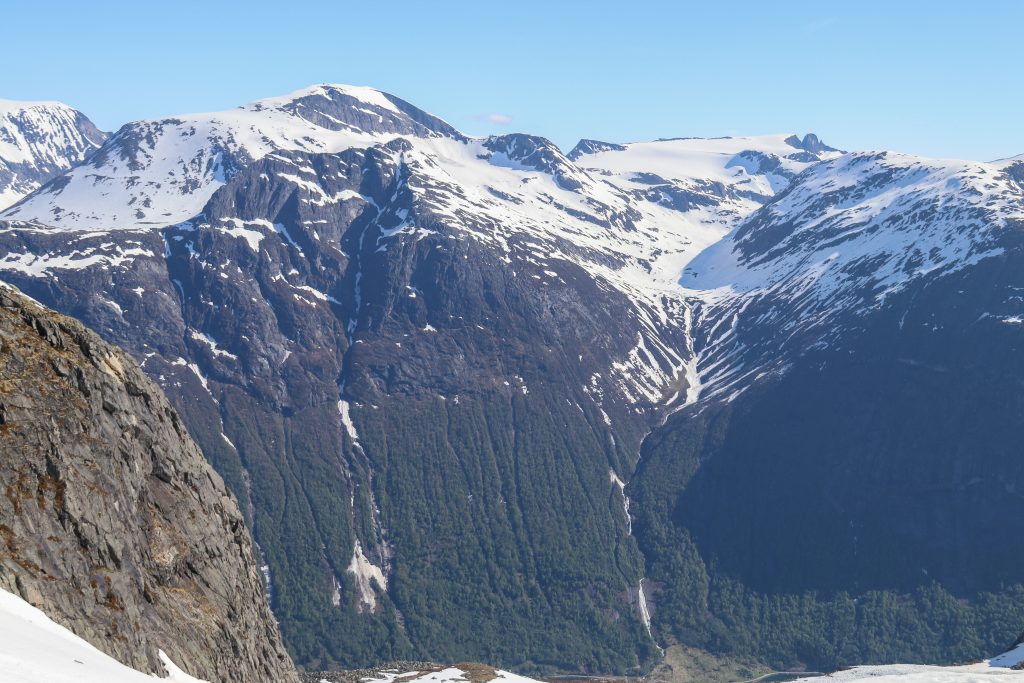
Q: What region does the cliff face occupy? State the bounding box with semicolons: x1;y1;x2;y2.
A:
0;284;296;683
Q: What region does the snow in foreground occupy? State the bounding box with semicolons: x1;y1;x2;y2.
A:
0;588;207;683
792;645;1024;683
4;577;1024;683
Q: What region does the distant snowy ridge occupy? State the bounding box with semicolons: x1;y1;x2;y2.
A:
0;588;207;683
5;82;1023;414
0;84;841;411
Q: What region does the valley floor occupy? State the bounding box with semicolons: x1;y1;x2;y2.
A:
792;659;1024;683
6;580;1024;683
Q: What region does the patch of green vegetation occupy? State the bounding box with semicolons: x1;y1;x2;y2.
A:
643;644;770;683
635;480;1024;672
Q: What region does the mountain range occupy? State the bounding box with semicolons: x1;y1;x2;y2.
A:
1;84;1023;677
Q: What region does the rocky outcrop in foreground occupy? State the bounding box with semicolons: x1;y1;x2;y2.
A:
0;284;297;682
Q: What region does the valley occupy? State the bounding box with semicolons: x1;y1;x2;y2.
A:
1;82;1023;681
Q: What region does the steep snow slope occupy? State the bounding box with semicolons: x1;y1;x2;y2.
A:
0;588;207;683
0;99;106;209
0;84;459;230
689;151;1022;298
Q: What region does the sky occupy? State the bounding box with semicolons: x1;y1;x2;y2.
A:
3;1;1021;161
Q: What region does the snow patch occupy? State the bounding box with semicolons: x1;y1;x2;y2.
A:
792;657;1024;683
0;247;151;276
188;329;238;360
338;399;360;445
347;540;388;612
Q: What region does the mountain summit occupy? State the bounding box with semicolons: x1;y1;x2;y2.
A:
0;98;106;209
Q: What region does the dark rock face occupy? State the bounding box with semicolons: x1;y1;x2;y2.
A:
566;139;627;160
274;85;465;140
784;132;841;155
726;150;787;177
483;133;590;191
1004;160;1024;184
0;285;297;683
621;171;733;212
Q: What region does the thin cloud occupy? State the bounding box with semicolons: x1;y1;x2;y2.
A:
477;113;513;125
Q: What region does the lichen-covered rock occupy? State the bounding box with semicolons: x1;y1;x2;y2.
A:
0;284;297;683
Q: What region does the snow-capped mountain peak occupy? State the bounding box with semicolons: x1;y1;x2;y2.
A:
690;150;1024;296
239;83;463;140
0;84;459;231
0;98;106;210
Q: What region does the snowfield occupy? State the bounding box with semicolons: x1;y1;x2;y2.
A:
0;588;207;683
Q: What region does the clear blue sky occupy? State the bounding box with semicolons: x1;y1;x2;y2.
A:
4;1;1021;160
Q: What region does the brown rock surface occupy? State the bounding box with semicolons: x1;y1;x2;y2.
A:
0;284;297;682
